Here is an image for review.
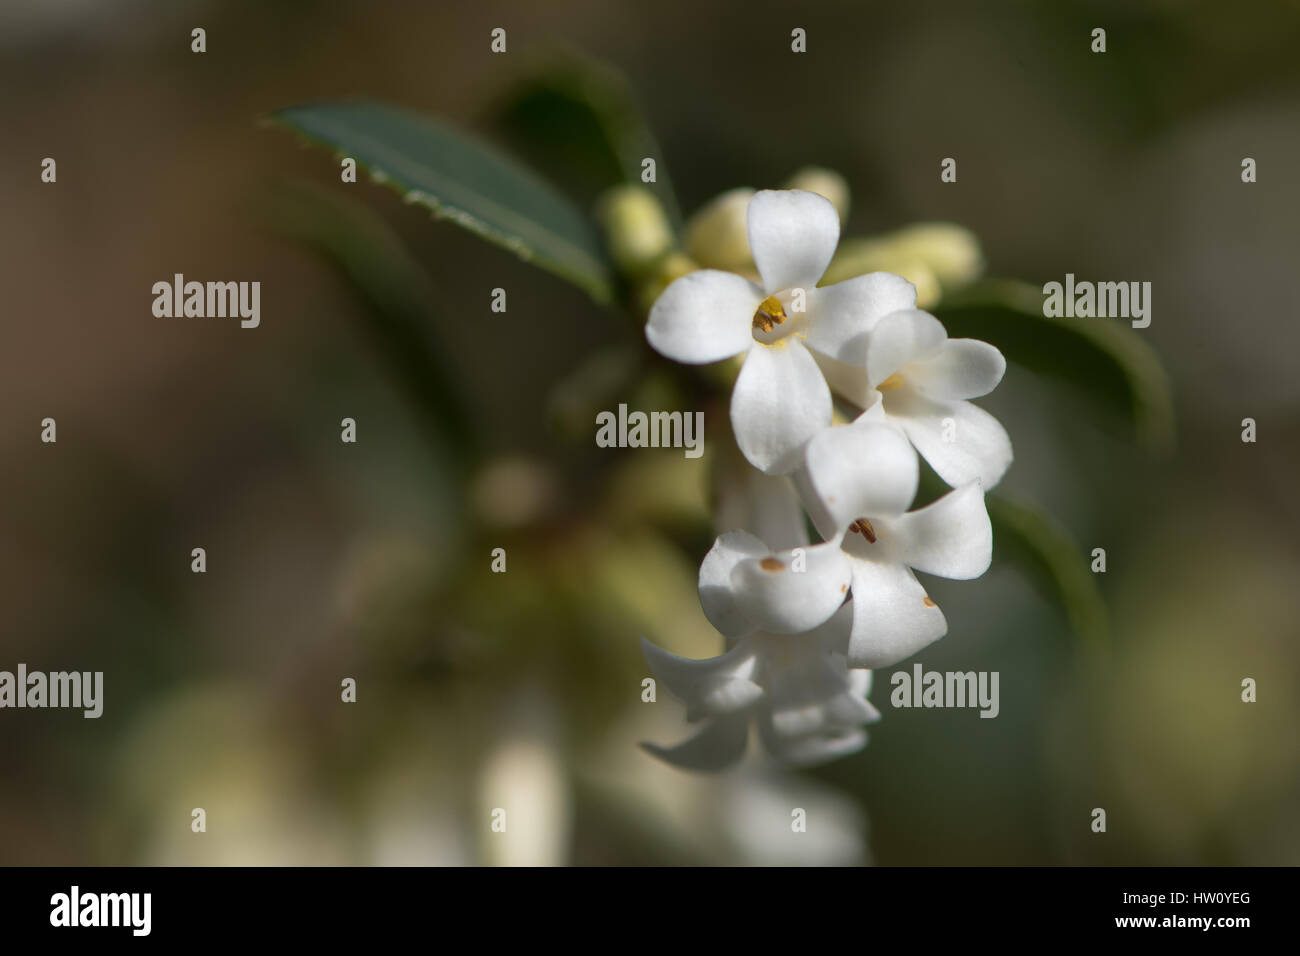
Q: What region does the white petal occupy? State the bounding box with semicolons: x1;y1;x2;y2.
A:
758;630;874;747
730;541;851;634
731;340;832;474
641;714;750;771
846;559;948;668
747;189;840;293
640;638;763;717
892;482;993;580
855;401;889;424
770;703;831;739
847;667;873;699
763;649;849;738
865;309;948;387
639;639;759;728
906;339;1006;400
759;723;868;766
698;531;768;640
804;271;918;367
808;601;854;657
811;350;877;410
645;269;760;364
823;689;881;728
684;684;763;723
886;388;1014;488
715;470;809;552
796;420;918;540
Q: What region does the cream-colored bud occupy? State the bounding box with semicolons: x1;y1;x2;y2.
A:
882;223;983;287
597;185;675;278
822;239;943;308
471;456;558;528
683;187;756;273
636;251;700;316
784;166;850;224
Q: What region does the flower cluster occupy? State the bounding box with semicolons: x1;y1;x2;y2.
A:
641;188;1010;770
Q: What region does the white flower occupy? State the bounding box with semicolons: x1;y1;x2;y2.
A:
646;188;917;473
795;418;994;667
711;427;809;552
714;466;809;554
582;711;871;863
814;308;1013;488
640;531;879;770
682;169;849;276
640;612;879;770
697;530;852;640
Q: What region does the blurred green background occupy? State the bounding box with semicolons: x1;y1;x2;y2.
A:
1;0;1298;865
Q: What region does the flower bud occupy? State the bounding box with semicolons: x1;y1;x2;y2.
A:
597;185;675;279
822;239;943;308
684;187;756;273
635;250;699;316
783;166;850;224
878;223;983;288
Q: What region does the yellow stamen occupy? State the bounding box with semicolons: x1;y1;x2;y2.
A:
752;295;788;333
760;557;786;572
877;372;905;392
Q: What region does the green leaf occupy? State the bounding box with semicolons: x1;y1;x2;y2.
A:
269;100;615;304
934;278;1175;453
916;466;1108;652
986;494;1110;654
261;180;478;458
495;51;683;229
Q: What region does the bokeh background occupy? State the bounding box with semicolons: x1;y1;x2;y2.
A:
2;0;1298;865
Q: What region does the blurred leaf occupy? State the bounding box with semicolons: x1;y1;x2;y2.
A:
934;278;1175;453
989;494;1110;653
270;100;615;303
603;446;710;533
547;346;642;443
495;51;682;228
262;180;478;457
918;467;1109;652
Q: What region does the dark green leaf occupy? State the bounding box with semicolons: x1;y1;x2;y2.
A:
987;494;1110;654
934;278;1175;453
261;180;478;458
494;51;682;228
269;100;615;303
917;466;1109;652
